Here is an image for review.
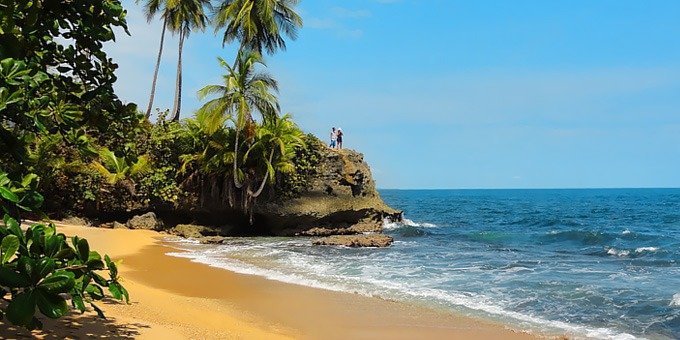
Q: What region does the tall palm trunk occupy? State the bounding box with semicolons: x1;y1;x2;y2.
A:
232;127;244;188
171;29;185;122
145;17;167;119
248;149;275;198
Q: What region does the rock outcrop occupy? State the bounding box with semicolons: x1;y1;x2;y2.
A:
169;224;222;238
313;234;394;248
255;148;401;236
126;212;163;230
95;221;126;229
69;145;400;238
59;216;91;227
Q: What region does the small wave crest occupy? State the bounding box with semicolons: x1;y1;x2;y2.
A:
670;293;680;307
607;248;630;257
605;246;659;257
382;217;437;230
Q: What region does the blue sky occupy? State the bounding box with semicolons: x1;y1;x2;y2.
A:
108;0;680;189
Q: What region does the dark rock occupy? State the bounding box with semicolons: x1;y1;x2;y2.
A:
59;216;90;227
170;224;220;239
313;234;394;248
198;236;226;244
94;221;126;229
112;221;127;229
300;220;383;236
126;212;162;230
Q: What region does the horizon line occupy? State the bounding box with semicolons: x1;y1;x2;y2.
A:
377;187;680;191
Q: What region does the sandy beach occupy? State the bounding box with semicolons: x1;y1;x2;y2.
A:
0;223;542;339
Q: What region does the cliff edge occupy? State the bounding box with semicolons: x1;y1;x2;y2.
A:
255;147;402;236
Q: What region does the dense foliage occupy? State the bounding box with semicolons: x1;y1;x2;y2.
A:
0;0;136;329
0;0;314;329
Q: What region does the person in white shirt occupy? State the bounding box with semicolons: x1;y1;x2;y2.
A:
329;127;337;148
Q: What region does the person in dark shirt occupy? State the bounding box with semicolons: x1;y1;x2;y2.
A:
336;128;343;149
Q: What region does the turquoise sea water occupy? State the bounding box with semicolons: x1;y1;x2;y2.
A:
167;189;680;339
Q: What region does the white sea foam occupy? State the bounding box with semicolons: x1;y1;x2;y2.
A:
165;241;642;340
166;250;353;294
607;248;630;257
382;217;437;230
606;246;660;257
622;229;632;235
670;293;680;307
634;247;658;253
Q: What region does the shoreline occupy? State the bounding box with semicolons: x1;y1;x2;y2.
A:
2;224;545;339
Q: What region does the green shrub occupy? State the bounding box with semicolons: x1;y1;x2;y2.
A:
274;134;323;200
0;215;128;329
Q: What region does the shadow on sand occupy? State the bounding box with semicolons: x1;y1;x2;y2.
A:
0;299;148;339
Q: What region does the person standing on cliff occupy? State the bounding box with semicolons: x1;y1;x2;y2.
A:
329;127;337;148
336;128;344;149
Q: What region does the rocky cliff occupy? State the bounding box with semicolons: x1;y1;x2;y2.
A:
76;144;401;238
254;147;402;236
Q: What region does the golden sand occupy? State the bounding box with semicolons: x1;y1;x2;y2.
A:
0;224;542;339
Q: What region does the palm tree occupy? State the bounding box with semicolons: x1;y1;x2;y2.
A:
213;0;303;55
244;113;304;198
166;0;212;122
137;0;171;119
179;115;237;207
196;50;279;188
91;148;151;185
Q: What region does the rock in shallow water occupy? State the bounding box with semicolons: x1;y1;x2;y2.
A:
198;236;226;244
170;224;220;238
313;234;393;248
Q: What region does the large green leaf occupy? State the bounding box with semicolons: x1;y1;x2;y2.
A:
3;215;22;238
120;284;130;303
71;294;86;313
44;234;62;257
6;291;36;326
105;255;117;278
38;271;75;294
0;266;30;287
108;282;122;300
53;246;75;259
1;234;19;264
35;258;56;281
85;283;104;300
17;257;36;283
76;238;89;261
35;290;68;319
0;187;19;203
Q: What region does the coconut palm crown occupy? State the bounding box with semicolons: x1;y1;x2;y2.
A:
213;0;303;55
196;50;280;188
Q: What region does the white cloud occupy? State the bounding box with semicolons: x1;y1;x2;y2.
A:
331;7;372;19
304;6;371;39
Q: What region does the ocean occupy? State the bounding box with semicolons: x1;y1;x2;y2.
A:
166;189;680;339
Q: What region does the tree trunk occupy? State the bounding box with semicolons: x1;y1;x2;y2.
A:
232;127;244;188
145;17;167;119
171;29;185;122
248;149;275;198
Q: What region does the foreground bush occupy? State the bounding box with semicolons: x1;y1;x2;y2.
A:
0;214;128;329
